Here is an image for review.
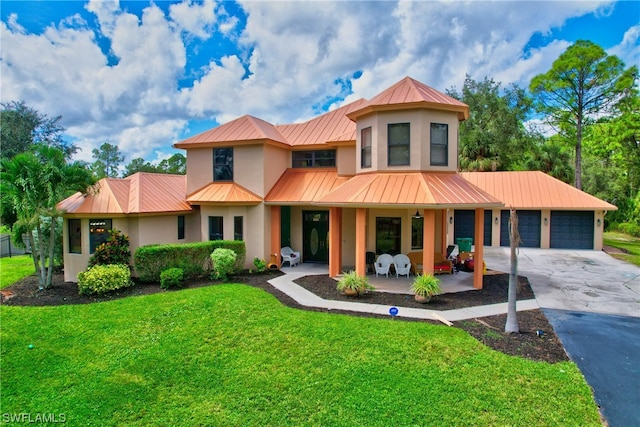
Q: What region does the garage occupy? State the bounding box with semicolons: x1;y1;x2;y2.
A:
454;210;492;246
550;211;594;249
500;210;541;247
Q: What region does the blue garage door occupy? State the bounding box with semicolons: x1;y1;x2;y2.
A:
500;210;541;247
550;211;594;249
454;210;492;246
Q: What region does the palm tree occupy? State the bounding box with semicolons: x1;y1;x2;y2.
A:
1;145;95;287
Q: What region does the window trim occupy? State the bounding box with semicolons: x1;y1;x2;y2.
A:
387;123;410;166
68;219;82;254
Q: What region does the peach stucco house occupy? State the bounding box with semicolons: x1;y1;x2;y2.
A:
58;77;616;286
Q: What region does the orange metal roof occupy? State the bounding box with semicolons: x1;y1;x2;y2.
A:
264;168;352;204
317;172;502;208
276;99;367;147
57;173;192;215
460;171;617;210
187;182;262;204
174;115;288;148
347;77;469;121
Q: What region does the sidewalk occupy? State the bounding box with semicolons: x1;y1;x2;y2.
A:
268;264;538;323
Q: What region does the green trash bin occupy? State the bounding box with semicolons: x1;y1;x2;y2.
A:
456;238;473;253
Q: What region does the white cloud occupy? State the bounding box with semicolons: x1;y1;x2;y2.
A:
0;0;631;168
609;25;640;70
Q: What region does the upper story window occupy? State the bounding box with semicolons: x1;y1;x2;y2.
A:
214;148;233;181
430;123;448;166
361;127;372;168
292;150;336;168
388;123;410;166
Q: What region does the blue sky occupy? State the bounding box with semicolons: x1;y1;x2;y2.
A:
1;0;638;167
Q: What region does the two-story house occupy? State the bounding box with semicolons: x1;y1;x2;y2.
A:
58;77;615;287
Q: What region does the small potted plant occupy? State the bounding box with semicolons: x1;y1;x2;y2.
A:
410;274;441;303
336;271;374;297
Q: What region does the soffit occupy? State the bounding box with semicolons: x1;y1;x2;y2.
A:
264;168;352;204
317;172;502;208
187;182;262;204
460;171;617;210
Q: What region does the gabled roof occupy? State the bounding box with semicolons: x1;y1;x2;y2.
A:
187;182;262;204
317;172;502;208
460;171;617;210
57;173;192;215
347;77;469;121
265;169;352;204
174;115;288;148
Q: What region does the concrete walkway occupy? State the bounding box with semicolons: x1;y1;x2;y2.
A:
268;263;538;322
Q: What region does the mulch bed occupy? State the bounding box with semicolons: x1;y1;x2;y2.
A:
2;271;568;363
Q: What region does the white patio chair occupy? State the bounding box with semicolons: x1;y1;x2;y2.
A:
374;254;393;277
281;246;301;267
393;254;412;278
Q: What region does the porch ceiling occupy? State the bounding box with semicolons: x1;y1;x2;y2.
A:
187;182;262;204
264;168;352;204
316;172;503;208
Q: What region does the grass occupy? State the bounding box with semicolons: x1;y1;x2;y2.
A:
0;255;35;289
604;231;640;267
1;284;601;426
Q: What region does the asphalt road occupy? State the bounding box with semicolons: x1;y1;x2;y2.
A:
544;309;640;427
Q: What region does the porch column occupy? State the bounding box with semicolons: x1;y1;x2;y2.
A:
329;207;342;277
474;208;485;289
270;206;281;268
440;209;448;255
355;208;366;277
422;209;435;275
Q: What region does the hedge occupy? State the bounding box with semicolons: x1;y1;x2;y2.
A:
134;240;246;282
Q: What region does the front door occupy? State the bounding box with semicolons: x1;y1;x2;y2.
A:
303;211;329;263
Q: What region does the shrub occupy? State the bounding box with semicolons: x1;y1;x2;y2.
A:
410;274;441;300
336;271;373;296
78;264;132;295
211;248;237;281
160;268;184;290
134;240;246;282
253;257;267;273
616;222;640;238
89;229;131;267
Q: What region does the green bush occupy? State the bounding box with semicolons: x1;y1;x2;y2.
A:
336;271;373;296
616;222;640;237
253;257;267;273
160;268;184;290
89;229;131;267
134;240;245;282
211;248;237;281
77;264;132;295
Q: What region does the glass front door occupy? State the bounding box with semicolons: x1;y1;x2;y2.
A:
302;211;329;263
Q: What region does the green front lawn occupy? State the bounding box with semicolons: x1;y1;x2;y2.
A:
0;255;35;289
604;231;640;267
1;285;600;426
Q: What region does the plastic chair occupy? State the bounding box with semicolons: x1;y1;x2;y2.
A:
393;254;412;278
374;254;393;277
281;246;301;267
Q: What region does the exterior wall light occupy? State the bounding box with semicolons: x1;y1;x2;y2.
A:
597;219;602;227
544;218;548;226
449;216;453;224
494;217;498;225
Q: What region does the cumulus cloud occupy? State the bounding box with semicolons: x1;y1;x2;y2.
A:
0;0;630;167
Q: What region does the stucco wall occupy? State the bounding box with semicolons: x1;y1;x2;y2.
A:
262;144;290;195
337;146;356;176
186;147;213;194
355;109;459;174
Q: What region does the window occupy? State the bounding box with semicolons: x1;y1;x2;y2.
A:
89;219;112;253
209;216;223;241
430;123;448;166
361;127;372;168
376;217;401;255
234;216;243;241
388;123;410;166
178;215;185;240
68;219;82;254
411;217;423;250
214;148;233;181
292;150;336;168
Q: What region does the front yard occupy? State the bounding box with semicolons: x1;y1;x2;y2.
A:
1;282;601;426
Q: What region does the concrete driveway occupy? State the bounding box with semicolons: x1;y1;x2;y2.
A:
483;247;640;426
482;247;640;317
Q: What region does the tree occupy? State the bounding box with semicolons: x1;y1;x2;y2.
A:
529;40;637;189
158;153;186;175
505;209;520;333
524;135;574;184
0;101;77;159
447;76;534;171
0;145;95;288
91;142;124;178
122;158;160;177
